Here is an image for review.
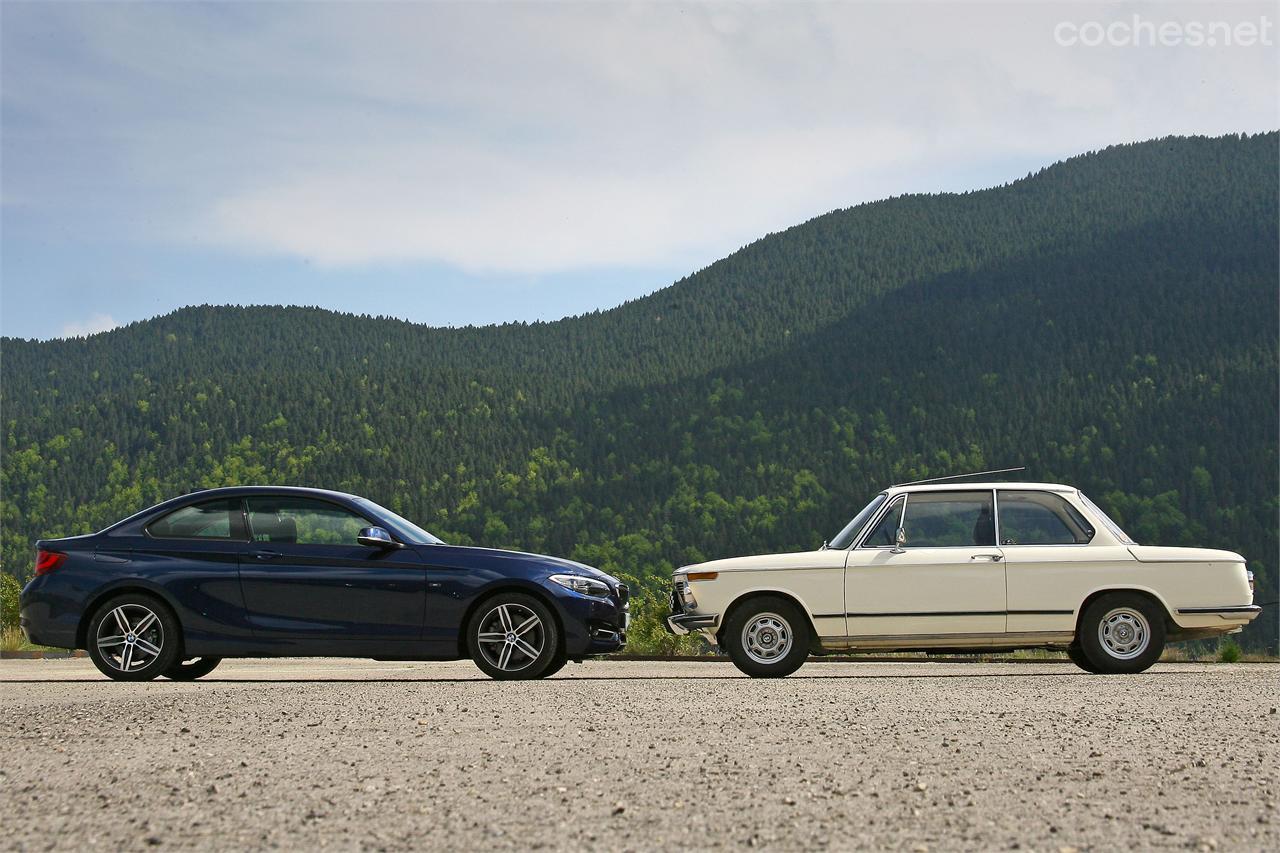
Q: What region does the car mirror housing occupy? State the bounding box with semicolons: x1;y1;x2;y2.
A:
357;526;401;549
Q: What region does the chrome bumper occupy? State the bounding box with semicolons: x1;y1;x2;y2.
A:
666;612;719;635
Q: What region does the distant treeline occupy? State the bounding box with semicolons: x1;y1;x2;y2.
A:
3;132;1277;651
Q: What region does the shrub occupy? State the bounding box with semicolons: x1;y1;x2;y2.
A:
1218;640;1242;663
0;572;21;630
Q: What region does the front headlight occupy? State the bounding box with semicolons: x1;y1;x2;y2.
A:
548;574;612;597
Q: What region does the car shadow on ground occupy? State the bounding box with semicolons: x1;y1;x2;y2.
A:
0;670;1214;684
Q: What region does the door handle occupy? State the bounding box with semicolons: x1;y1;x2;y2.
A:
971;554;1003;562
427;582;443;589
252;550;281;561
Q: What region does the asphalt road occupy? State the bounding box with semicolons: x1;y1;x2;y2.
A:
1;659;1276;851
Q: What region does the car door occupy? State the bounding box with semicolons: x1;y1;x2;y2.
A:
237;495;429;651
844;490;1006;643
998;489;1121;636
129;497;257;646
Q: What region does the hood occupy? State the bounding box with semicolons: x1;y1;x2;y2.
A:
1127;545;1246;564
418;543;621;585
677;550;828;575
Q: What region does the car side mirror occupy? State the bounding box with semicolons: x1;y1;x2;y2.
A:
891;527;907;554
357;526;401;549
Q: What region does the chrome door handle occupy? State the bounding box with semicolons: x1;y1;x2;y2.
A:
971;554;1003;562
253;550;280;560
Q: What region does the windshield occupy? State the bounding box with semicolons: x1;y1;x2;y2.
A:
1077;492;1136;545
355;498;445;545
828;493;888;549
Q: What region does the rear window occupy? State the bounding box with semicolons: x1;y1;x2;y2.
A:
997;490;1094;545
148;499;246;540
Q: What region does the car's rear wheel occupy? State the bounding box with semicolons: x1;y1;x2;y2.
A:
1077;592;1166;674
467;593;562;680
162;657;222;680
86;593;181;682
724;596;810;678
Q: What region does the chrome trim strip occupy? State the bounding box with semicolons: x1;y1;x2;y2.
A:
822;630;1075;650
1176;605;1261;614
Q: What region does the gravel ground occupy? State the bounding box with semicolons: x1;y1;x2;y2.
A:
0;659;1276;851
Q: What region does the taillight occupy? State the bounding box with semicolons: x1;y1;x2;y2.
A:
35;550;67;575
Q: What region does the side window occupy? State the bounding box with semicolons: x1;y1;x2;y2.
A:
861;497;905;547
901;491;995;548
246;497;371;546
998;491;1095;545
148;499;246;540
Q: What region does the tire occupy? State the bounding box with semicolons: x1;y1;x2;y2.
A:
1078;592;1166;674
723;595;811;678
1066;645;1101;674
540;651;569;679
162;657;222;681
86;593;181;682
467;593;562;680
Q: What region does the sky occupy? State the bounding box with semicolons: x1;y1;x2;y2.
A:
2;1;1276;340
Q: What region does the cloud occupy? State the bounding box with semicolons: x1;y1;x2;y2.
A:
59;313;118;339
3;1;1277;277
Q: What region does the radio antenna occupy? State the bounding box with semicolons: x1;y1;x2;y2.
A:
893;466;1026;487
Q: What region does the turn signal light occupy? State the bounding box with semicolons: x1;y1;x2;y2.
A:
687;571;719;581
35;550;67;576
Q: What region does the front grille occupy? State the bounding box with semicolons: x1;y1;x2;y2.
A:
671;580;689;613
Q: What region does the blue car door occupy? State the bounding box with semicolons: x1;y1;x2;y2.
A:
236;496;428;651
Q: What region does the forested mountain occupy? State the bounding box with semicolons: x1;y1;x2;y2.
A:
3;132;1277;650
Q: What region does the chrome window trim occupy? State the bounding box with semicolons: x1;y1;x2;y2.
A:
995;489;1096;546
857;489;999;550
855;494;907;549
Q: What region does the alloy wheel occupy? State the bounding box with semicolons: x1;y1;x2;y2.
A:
475;603;546;673
96;603;165;672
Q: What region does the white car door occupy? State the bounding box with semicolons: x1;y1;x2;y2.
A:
844;490;1006;643
998;489;1130;636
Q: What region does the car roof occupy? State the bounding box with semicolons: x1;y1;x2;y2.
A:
885;481;1077;496
174;485;364;501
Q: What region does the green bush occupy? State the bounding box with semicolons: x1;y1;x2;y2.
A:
1218;640;1242;663
0;571;21;630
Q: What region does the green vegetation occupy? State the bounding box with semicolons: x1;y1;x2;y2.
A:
1217;640;1243;663
2;133;1276;652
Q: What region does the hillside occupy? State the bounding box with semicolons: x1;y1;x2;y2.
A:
3;132;1277;650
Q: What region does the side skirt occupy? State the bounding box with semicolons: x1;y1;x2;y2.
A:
817;631;1076;652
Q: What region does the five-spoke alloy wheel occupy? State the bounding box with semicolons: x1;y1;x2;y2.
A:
86;593;181;681
1076;592;1166;674
467;592;563;680
723;595;810;678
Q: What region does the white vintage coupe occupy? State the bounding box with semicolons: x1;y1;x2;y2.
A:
668;480;1259;676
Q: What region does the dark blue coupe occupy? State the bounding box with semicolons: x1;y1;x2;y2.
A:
20;486;628;681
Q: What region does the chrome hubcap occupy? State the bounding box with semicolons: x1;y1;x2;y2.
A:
96;604;164;672
742;613;792;664
1098;607;1150;659
476;604;545;672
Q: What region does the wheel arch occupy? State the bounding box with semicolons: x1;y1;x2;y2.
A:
454;581;567;659
1074;585;1176;639
718;588;821;646
76;581;185;652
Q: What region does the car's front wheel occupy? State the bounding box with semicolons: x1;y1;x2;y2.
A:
723;596;811;678
467;593;562;680
1077;593;1166;674
86;593;181;682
